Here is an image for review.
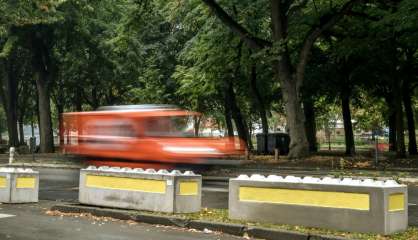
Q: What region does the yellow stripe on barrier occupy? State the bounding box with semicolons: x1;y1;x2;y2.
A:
86;175;166;193
0;177;6;188
239;187;370;210
16;177;36;189
179;181;198;195
388;193;404;212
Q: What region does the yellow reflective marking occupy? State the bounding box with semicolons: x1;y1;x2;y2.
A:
0;177;6;188
179;181;198;195
16;177;36;189
388;193;404;212
239;187;370;210
85;175;166;193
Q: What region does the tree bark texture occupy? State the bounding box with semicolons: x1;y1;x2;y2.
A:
402;79;417;155
18;118;24;145
223;93;234;137
0;59;19;147
341;92;355;155
388;112;397;151
17;90;28;146
303;98;318;152
31;30;54;153
271;0;309;158
227;81;249;146
393;80;406;158
385;95;397;152
75;85;83;111
34;72;54;152
194;115;201;137
57;103;64;147
250;64;269;135
250;63;269;152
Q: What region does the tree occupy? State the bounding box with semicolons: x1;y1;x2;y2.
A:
201;0;365;158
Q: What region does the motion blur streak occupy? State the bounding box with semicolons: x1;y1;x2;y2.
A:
61;105;246;168
162;146;219;154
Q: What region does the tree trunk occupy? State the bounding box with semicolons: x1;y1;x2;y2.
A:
75;86;82;111
18;98;27;146
393;80;406;158
303;98;317;152
228;40;251;148
18;118;24;145
249;63;268;134
31;31;54;153
402;79;417;155
385;95;397;152
5;105;18;147
227;82;249;146
92;86;100;109
249;63;269;152
0;59;19;147
280;77;309;158
34;72;54;153
341;91;355;155
57;103;64;147
388;113;397;151
271;1;309;158
223;94;234;137
244;118;253;150
194;115;201;137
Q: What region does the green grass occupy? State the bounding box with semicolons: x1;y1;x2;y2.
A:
128;208;417;240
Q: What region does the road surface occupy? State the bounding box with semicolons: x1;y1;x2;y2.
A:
0;201;243;240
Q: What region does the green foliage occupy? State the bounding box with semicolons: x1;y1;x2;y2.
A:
0;36;17;59
0;0;417;151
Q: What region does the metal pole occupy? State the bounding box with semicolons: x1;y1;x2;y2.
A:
274;148;279;161
9;147;15;164
375;131;378;167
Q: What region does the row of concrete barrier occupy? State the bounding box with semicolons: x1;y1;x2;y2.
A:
79;166;201;213
0;166;408;235
0;167;39;203
229;174;408;235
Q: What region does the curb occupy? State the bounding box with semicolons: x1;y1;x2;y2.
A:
51;204;347;240
399;178;418;184
203;175;418;185
330;175;418;185
188;220;245;236
1;163;84;169
235;164;418;173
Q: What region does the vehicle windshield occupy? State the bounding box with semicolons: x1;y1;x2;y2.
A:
143;115;196;137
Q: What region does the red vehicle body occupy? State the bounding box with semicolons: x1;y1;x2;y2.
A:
61;105;245;168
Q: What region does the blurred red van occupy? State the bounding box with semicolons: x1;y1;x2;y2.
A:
61;105;245;167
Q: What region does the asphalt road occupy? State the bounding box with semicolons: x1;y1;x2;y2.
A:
35;167;418;227
0;202;243;240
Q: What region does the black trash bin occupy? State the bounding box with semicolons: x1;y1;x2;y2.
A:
256;133;290;155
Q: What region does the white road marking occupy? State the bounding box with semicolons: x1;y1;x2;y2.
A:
0;214;15;219
409;203;417;206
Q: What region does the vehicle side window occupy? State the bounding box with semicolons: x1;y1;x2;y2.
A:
142;116;194;137
83;120;137;137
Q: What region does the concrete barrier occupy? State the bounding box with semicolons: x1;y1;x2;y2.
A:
0;167;39;203
79;166;201;213
229;174;408;235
